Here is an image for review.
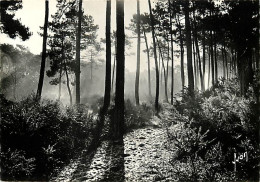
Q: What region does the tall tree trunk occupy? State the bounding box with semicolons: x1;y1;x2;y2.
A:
214;31;218;83
210;30;214;86
103;0;111;112
111;50;116;95
192;38;197;90
193;28;204;91
192;8;204;91
167;41;169;87
64;60;72;106
208;46;211;89
184;1;194;96
148;0;159;112
90;50;93;81
202;17;206;87
61;34;72;106
36;0;49;100
226;47;229;79
157;38;168;103
143;29;152;99
58;66;62;101
222;46;226;79
114;0;125;138
135;0;141;105
75;0;82;104
169;0;174;104
177;15;185;92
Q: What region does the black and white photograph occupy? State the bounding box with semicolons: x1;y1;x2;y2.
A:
0;0;259;181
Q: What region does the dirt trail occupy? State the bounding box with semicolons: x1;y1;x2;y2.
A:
53;107;175;182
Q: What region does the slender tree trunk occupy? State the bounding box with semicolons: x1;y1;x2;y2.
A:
192;7;203;91
75;0;82;104
111;50;116;95
64;60;72;106
167;41;169;86
169;0;174;104
193;26;204;91
210;30;214;86
90;50;93;81
58;66;62;100
192;38;197;90
103;0;111;112
148;0;159;112
157;38;168;103
184;1;194;96
114;0;125;138
180;37;185;91
226;47;229;79
214;31;218;83
222;46;226;79
202;17;206;87
208;46;211;89
36;0;49;100
177;15;185;92
61;34;72;106
143;29;151;99
135;0;141;105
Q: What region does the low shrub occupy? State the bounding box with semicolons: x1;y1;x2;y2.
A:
167;78;259;181
0;95;95;181
124;99;154;131
105;99;154;133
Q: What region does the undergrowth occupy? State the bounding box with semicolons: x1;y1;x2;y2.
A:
0;94;96;181
166;78;259;181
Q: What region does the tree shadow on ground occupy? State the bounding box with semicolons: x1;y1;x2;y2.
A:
70;114;106;180
101;137;125;182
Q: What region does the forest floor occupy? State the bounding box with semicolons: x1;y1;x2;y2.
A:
52;104;176;182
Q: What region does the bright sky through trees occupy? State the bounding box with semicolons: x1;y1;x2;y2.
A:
0;0;153;72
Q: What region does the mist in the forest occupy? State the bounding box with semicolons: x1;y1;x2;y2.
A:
1;42;227;106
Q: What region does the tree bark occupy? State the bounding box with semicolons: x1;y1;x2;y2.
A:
36;0;49;100
210;30;214;86
184;0;194;96
103;0;111;112
61;33;72;106
202;27;206;89
192;38;197;90
58;66;62;101
148;0;160;112
156;37;168;103
114;0;125;138
193;17;204;91
111;49;116;95
222;46;226;79
208;46;211;89
64;60;72;106
177;15;185;93
169;0;174;104
143;29;152;99
214;31;218;83
135;0;141;105
75;0;82;104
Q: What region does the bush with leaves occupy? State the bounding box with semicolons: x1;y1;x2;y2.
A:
167;78;259;181
124;99;154;131
0;149;36;181
0;94;95;180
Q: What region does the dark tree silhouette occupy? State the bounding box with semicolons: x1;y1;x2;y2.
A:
113;0;125;139
135;0;141;106
103;0;111;112
184;0;194;96
36;0;49;100
0;1;32;40
148;0;160;112
75;0;82;104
